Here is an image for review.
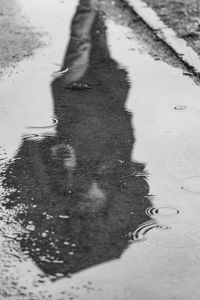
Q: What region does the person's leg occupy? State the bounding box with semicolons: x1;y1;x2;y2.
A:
62;0;99;84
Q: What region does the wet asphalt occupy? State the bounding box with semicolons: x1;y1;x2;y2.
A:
1;0;200;299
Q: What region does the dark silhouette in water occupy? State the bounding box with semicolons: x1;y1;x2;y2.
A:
3;0;151;277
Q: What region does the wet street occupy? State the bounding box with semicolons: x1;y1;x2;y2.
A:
1;0;200;299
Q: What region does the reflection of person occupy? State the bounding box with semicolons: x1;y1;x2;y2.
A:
61;0;99;84
3;0;151;277
51;4;140;212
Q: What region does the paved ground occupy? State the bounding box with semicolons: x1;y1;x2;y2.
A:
0;0;42;72
1;1;200;300
143;0;200;55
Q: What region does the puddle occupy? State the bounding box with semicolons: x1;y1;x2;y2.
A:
1;2;153;288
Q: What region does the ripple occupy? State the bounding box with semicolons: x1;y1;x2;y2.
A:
145;207;179;217
128;220;170;242
26;117;59;129
182;176;200;194
22;133;56;141
22;134;39;140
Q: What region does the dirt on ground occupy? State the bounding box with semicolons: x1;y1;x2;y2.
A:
144;0;200;56
0;0;42;73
